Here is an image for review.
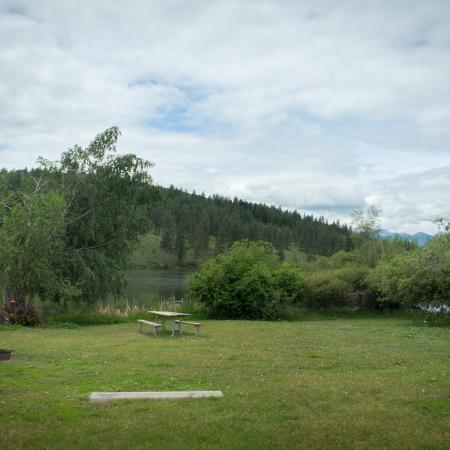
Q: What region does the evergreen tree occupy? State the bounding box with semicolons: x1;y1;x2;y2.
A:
175;230;186;262
160;212;176;252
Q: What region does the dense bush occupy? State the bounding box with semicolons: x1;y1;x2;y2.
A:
304;271;349;308
189;240;307;319
369;236;450;308
304;266;377;309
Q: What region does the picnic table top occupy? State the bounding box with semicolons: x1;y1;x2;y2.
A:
148;310;192;318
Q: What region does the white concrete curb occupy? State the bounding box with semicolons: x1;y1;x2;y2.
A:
89;391;224;402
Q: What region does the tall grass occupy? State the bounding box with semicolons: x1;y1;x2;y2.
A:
45;296;206;326
98;295;204;316
45;312;128;326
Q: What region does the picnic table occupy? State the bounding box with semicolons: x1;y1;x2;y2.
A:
148;310;192;336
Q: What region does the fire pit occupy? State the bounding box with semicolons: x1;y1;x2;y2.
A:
0;349;12;361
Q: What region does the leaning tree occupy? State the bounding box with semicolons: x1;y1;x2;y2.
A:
0;127;156;324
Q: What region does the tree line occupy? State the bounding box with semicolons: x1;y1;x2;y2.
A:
149;185;355;261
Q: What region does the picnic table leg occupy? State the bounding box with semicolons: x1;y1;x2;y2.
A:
139;321;143;333
179;321;183;336
171;320;175;337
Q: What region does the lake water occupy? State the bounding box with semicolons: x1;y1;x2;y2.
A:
106;269;191;308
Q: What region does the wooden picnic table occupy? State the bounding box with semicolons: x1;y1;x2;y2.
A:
148;311;192;336
148;311;192;319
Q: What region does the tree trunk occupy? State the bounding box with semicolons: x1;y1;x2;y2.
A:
2;288;7;308
1;288;39;326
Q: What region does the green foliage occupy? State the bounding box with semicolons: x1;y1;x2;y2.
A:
189;240;307;319
160;212;176;252
43;127;155;304
175;230;186;262
0;190;67;299
435;216;450;234
351;204;382;240
305;272;347;308
283;236;423;311
351;237;418;268
46;311;128;326
148;185;354;258
304;266;375;309
273;263;308;304
1;128;155;322
129;233;208;269
0;184;73;323
369;235;450;307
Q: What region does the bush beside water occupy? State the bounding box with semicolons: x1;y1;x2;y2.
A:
189;241;307;320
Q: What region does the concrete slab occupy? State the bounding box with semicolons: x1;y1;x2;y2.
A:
89;391;224;402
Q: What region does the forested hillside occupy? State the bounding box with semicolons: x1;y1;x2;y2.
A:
1;166;354;272
145;185;354;264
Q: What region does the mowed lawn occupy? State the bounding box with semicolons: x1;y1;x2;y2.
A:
0;318;449;449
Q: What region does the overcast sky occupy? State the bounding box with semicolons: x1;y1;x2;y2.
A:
1;0;449;233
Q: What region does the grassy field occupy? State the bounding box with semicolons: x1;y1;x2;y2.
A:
0;317;449;449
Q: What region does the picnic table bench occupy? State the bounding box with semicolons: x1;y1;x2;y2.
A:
148;311;193;336
138;311;202;337
137;319;163;336
173;320;202;336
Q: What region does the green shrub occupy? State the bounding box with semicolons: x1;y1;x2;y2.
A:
189;240;307;320
305;271;350;308
305;266;377;309
46;312;128;326
368;236;450;308
273;263;309;304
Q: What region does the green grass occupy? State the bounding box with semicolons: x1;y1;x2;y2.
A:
129;232;216;269
1;317;449;449
130;233;216;269
129;233;178;269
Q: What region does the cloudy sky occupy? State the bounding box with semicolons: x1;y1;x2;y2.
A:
1;0;449;233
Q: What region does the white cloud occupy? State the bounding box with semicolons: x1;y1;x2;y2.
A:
1;0;449;233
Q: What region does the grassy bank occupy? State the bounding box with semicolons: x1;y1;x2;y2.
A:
1;317;449;449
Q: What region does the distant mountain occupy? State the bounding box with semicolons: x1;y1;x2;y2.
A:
380;229;433;247
412;232;434;246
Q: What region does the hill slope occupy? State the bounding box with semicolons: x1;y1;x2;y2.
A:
131;185;355;268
